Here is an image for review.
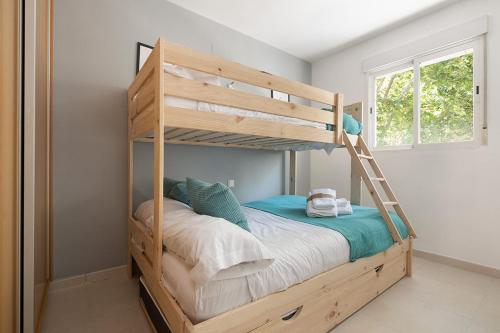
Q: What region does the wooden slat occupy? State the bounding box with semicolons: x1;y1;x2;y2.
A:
344;102;363;124
334;93;343;144
172;130;211;141
209;134;253;144
131;108;154;138
164;106;334;144
164;73;332;124
164;128;195;140
131;76;154;120
162;39;335;105
164;139;279;151
189;132;229;142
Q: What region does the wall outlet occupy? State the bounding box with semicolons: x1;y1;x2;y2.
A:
228;179;235;188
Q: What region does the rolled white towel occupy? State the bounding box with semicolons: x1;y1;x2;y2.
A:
306;200;338;217
309;188;336;210
337;199;353;216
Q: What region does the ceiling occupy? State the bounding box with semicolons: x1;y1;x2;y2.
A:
167;0;459;61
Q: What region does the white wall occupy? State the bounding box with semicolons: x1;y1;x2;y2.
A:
311;0;500;270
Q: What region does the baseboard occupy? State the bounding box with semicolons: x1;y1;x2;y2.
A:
49;265;127;291
413;250;500;279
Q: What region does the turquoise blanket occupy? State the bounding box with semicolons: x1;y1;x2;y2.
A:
244;195;408;261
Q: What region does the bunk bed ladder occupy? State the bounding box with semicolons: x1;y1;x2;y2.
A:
342;131;417;243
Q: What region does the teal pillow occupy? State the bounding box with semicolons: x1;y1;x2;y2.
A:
343;113;363;135
186;177;249;232
322;108;363;135
169;182;191;206
163;177;181;196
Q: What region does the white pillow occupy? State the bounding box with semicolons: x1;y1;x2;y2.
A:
134;198;274;286
163;63;221;86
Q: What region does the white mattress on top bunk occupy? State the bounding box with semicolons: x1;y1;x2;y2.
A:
136;198;350;323
163;64;339;152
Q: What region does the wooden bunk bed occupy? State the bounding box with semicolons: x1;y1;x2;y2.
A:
127;38;416;333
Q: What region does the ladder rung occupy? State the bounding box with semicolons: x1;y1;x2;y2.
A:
358;154;373;160
383;201;399;206
370;177;385;181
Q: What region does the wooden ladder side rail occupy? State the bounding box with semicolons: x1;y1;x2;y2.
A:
342;131;403;244
357;135;417;238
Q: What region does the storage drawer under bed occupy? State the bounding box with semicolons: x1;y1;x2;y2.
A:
251;249;407;333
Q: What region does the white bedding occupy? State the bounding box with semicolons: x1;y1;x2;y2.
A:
159;205;350;323
163;64;339;153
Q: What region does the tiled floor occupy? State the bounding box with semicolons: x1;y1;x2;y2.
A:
41;257;500;333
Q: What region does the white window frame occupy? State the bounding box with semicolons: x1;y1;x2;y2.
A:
368;37;485;151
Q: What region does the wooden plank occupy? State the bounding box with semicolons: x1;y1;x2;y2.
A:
131;75;154;120
164;73;332;124
290;151;297;195
129;218;154;262
162;39;335;105
334;93;344;144
153;39;165;283
209;134;253;144
0;0;19;330
164;107;333;144
193;240;409;333
344;102;363;124
164;128;195;140
131;108;154;138
350;142;362;205
171;130;211;141
165;139;279;151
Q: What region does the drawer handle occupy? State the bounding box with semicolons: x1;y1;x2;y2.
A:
281;306;303;321
375;264;384;274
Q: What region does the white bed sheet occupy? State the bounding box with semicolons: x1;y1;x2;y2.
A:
161;206;350;323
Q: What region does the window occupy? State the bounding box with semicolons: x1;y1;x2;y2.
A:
369;38;484;149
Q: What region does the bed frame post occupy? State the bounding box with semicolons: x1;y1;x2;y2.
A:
153;39;166;283
350;143;362;206
289;151;297;195
334;93;343;144
348;102;363;206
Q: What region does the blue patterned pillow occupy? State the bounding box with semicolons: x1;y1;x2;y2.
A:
163;177;190;205
187;177;249;232
163;178;181;196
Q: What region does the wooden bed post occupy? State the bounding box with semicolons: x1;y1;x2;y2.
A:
289;151;297;195
153;39;166;283
347;102;363;205
350;148;362;206
334;93;343;144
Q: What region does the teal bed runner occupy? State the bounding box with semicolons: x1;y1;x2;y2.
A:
244;195;408;261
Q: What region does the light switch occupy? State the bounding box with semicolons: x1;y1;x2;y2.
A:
228;179;235;188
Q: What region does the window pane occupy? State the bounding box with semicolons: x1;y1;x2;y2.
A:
375;68;414;147
420;50;474;144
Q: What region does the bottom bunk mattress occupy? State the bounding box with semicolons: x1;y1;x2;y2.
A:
135;199;350;323
161;206;350;323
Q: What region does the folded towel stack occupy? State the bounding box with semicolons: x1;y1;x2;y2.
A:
306;188;353;217
306;188;337;217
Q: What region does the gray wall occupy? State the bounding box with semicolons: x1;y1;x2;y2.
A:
53;0;311;278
